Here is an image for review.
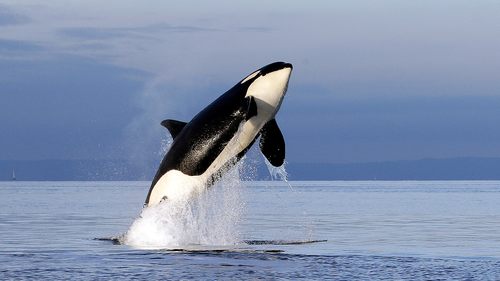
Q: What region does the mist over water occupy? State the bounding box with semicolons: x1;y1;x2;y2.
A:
119;162;247;248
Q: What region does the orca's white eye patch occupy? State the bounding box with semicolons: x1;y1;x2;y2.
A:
240;70;260;84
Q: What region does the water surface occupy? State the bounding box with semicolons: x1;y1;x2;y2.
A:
1;181;499;279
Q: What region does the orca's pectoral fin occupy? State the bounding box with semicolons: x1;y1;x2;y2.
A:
161;119;187;139
246;96;258;120
259;119;285;167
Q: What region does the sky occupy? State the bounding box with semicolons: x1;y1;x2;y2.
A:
1;1;500;165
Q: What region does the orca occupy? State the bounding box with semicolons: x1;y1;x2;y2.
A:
145;62;293;206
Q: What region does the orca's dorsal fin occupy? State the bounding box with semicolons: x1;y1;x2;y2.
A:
259;119;285;167
161;119;187;139
246;96;258;120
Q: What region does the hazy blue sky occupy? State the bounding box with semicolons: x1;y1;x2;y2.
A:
1;1;500;164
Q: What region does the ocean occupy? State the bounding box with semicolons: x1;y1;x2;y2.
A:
1;180;500;280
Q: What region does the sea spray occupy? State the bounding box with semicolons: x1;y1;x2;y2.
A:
265;158;289;181
262;158;315;240
119;162;245;248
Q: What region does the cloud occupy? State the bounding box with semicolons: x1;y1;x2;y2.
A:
57;22;272;44
2;1;499;166
0;4;31;26
58;27;132;40
0;39;45;53
0;54;153;160
57;23;221;41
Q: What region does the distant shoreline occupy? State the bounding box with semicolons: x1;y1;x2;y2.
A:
2;157;500;181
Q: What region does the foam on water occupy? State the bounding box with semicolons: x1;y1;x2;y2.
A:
119;162;246;249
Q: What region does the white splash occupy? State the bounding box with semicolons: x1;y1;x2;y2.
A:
119;162;245;249
265;158;289;181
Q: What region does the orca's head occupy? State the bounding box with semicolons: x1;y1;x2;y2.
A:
241;62;293;119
